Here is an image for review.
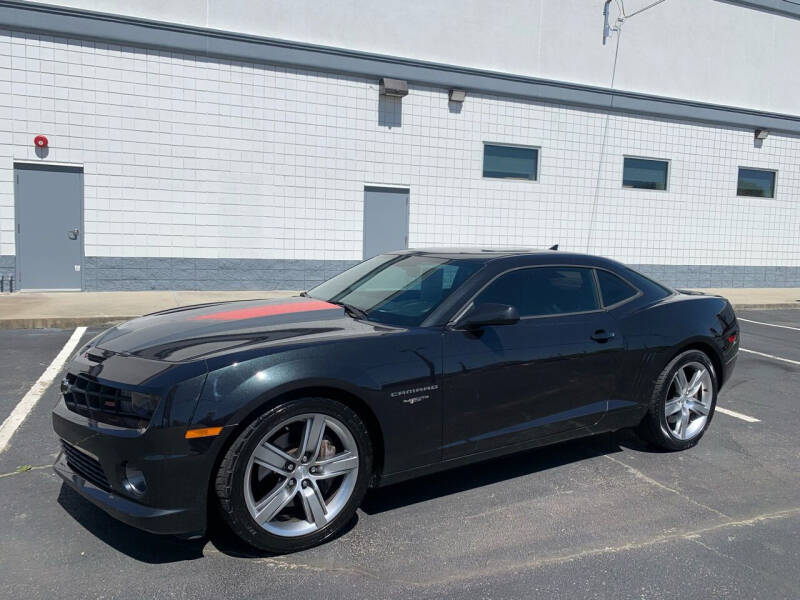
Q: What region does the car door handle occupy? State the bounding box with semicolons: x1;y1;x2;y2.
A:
591;330;616;343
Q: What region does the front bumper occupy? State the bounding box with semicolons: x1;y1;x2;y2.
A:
53;449;202;536
52;398;219;537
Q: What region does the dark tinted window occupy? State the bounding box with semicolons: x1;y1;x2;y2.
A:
483;144;538;180
475;267;599;317
737;168;775;198
623;157;668;190
596;269;638;306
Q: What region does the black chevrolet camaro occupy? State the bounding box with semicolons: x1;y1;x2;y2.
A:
53;249;739;552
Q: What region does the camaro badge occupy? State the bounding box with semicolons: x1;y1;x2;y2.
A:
390;384;439;405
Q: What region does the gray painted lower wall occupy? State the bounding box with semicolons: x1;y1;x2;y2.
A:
1;255;799;290
82;257;360;291
77;260;800;291
633;264;800;289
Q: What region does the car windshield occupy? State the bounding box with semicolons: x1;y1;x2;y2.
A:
306;254;483;326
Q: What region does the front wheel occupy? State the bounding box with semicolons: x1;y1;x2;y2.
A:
638;350;718;451
215;398;373;553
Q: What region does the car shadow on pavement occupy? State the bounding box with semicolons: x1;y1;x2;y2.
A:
360;429;650;515
56;429;654;563
205;509;360;559
57;485;206;564
56;480;360;562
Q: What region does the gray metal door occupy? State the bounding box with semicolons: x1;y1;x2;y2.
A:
15;164;84;290
363;186;409;259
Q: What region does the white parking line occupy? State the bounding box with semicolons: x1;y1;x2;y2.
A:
740;347;800;367
716;407;761;423
738;318;800;332
0;327;86;453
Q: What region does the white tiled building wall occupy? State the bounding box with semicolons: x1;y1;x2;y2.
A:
1;29;799;273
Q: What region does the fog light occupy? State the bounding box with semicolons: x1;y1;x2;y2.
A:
123;463;147;496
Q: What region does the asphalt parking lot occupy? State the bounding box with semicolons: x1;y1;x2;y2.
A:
1;310;799;599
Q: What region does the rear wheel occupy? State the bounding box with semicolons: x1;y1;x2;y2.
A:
638;350;717;451
215;398;372;553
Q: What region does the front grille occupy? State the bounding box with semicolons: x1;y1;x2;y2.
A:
62;373;154;429
61;440;110;490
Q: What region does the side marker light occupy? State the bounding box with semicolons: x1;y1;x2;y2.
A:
185;426;223;439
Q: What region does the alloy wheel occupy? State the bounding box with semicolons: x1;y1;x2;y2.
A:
664;361;713;440
243;413;359;537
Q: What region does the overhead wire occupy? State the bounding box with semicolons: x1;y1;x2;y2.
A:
622;0;668;19
586;0;668;251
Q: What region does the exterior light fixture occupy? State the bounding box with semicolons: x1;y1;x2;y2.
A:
379;78;408;97
448;89;466;103
34;134;49;148
754;129;769;140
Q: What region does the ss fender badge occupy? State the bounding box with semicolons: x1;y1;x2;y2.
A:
403;395;428;405
390;384;439;405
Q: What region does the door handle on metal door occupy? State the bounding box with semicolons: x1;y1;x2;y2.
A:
591;330;615;343
67;228;79;240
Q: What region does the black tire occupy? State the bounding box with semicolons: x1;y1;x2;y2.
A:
215;397;373;553
637;349;718;451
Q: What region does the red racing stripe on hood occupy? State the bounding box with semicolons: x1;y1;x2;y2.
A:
191;300;340;321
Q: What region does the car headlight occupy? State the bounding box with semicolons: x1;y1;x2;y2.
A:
117;390;159;419
130;392;159;418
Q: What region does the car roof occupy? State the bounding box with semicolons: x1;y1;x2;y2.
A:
390;247;547;258
388;247;605;264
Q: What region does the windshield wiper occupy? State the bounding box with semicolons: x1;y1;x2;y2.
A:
331;301;369;320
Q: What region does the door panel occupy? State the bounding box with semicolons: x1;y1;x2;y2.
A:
15;164;83;290
442;311;624;458
363;187;409;259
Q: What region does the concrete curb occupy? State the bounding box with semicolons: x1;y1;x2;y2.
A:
731;303;800;310
0;290;302;330
0;304;797;330
0;316;133;330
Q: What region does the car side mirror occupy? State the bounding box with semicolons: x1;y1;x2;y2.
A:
457;303;520;329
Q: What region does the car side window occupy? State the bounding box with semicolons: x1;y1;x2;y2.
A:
475;266;599;317
596;269;638;306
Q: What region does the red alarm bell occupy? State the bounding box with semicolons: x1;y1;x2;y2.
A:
34;135;49;148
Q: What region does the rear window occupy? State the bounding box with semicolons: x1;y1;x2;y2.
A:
621;266;673;298
596;269;638;306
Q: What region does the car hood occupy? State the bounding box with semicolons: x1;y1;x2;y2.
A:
92;297;382;362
